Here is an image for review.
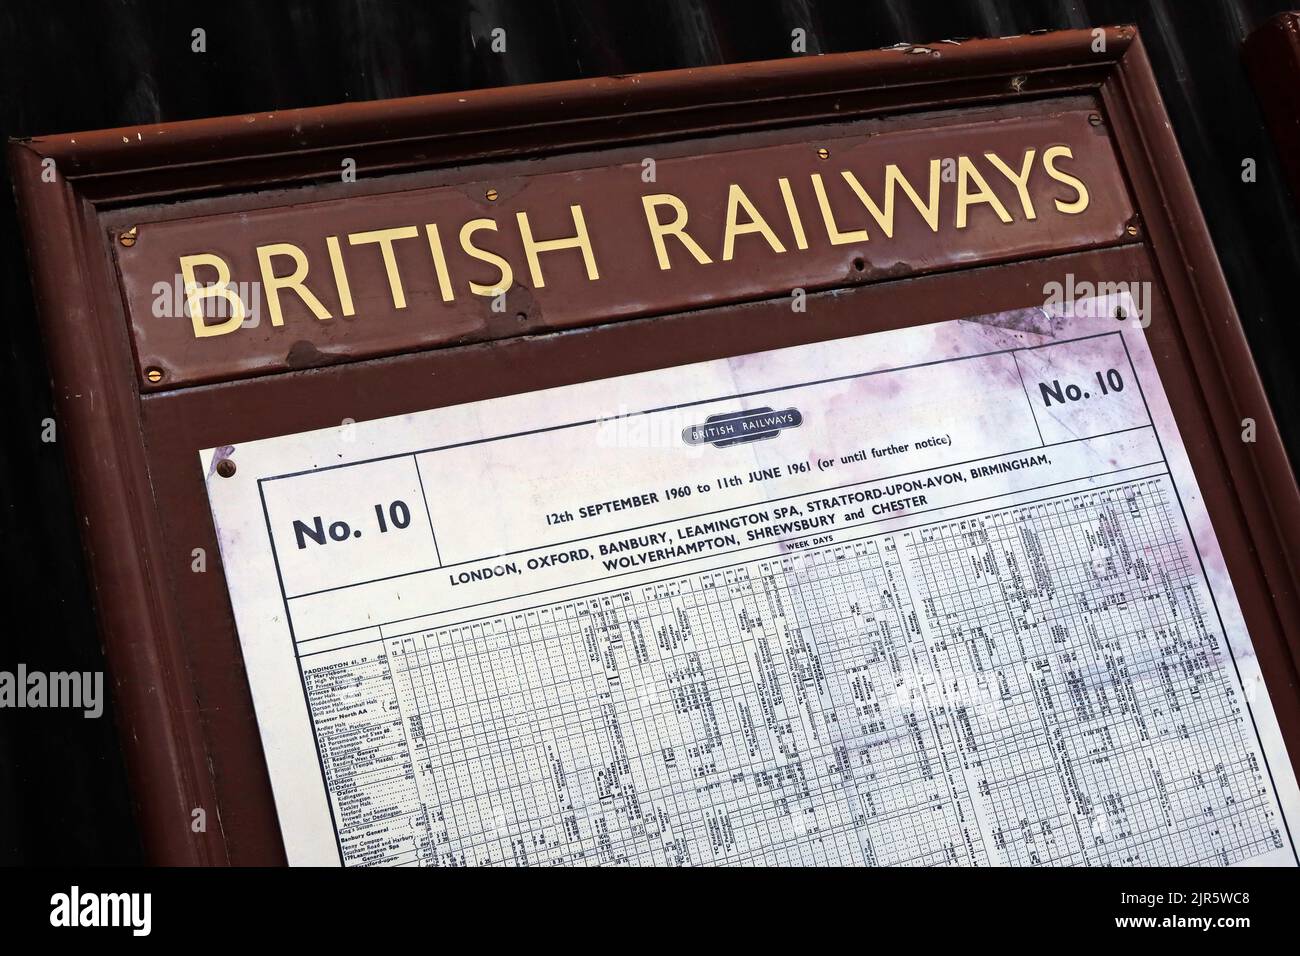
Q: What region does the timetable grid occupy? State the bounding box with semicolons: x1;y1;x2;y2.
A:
306;537;986;866
906;478;1285;866
297;473;1290;867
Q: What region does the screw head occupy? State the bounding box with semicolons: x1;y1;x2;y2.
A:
1125;224;1139;236
145;366;164;383
816;147;830;160
216;458;237;478
485;187;498;201
1088;113;1103;127
119;227;138;247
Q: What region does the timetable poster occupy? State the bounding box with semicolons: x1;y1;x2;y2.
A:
202;295;1300;867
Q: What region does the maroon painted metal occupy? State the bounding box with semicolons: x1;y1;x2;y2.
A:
10;26;1300;865
114;102;1131;389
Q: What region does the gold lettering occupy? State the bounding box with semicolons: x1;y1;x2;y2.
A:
984;149;1038;220
179;253;245;338
778;178;808;250
641;194;712;270
1042;145;1090;214
722;184;786;261
325;235;355;316
811;173;869;244
425;224;455;302
840;161;942;237
516;205;599;287
348;226;419;309
459;219;514;296
255;242;331;326
956;156;1013;228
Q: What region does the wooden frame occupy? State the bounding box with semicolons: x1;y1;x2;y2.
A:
10;25;1300;865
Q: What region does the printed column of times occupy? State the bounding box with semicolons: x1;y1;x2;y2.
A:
301;646;426;866
904;478;1286;866
304;475;1288;866
353;535;989;866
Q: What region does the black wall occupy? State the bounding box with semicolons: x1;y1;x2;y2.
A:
2;0;1297;864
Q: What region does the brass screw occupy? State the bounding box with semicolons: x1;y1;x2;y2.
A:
1126;224;1139;236
216;458;237;478
145;366;164;383
1088;113;1103;127
485;187;498;201
119;226;138;247
816;147;830;160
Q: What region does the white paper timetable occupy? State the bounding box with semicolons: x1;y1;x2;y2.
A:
203;296;1300;866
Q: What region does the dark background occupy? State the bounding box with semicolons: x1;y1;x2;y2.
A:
1;0;1298;865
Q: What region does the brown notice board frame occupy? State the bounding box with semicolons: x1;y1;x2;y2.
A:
10;26;1300;865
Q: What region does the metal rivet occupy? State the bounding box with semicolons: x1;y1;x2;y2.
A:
486;187;498;201
816;147;830;160
1088;113;1103;127
145;366;164;383
119;226;138;247
216;458;237;478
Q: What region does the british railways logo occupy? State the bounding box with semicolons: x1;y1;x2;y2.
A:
682;407;803;448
